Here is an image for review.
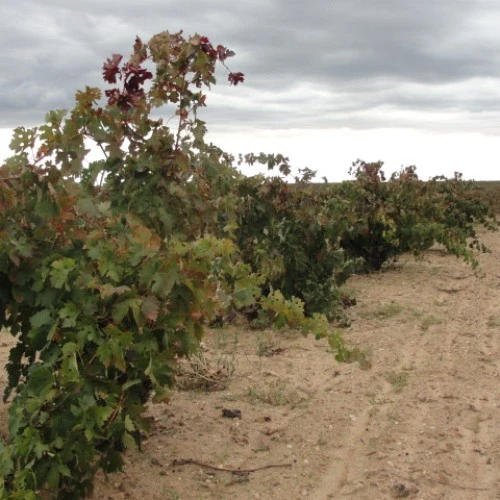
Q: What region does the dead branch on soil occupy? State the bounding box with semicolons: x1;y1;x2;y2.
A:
172;458;293;474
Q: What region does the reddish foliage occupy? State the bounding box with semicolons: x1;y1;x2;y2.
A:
228;72;245;86
102;54;123;83
216;44;235;61
103;58;153;110
200;36;218;58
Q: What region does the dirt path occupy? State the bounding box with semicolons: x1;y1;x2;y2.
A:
0;231;499;499
311;231;500;499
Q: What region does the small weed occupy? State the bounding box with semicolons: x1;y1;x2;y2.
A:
343;346;372;370
360;302;404;320
432;299;447;307
316;433;328;447
366;391;382;417
419;314;444;331
409;308;423;319
215;328;229;349
247;381;305;407
221;392;238;402
176;351;234;391
256;333;283;357
366;391;379;406
217;451;231;464
163;487;180;500
472;416;481;434
215;328;239;352
384;371;409;393
486;315;500;328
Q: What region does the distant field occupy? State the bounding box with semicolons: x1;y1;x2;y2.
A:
305;179;500;214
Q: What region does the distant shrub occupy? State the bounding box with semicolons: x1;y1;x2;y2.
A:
337;160;497;271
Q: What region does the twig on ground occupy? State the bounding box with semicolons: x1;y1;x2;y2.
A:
172;458;293;474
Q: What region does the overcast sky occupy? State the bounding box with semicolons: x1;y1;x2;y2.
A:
1;0;500;180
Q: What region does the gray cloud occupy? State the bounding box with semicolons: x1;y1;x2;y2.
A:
2;0;500;133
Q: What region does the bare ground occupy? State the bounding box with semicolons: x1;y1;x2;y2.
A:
1;230;499;499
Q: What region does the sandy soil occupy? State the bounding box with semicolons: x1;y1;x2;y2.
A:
1;230;499;499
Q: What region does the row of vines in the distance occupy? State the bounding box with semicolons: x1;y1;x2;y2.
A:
0;29;497;499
